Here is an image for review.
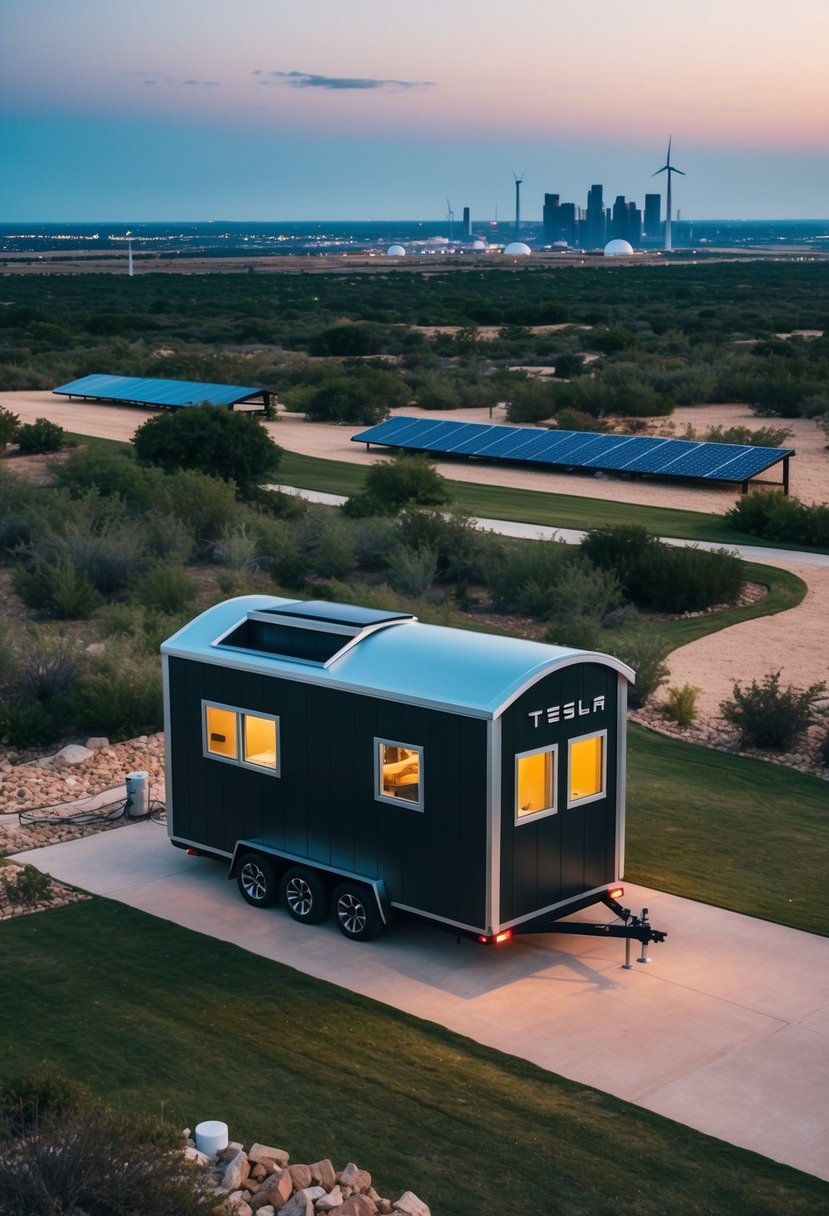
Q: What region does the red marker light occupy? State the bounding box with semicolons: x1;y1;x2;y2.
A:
609;887;624;900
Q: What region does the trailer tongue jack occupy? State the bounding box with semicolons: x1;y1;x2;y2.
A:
480;894;667;968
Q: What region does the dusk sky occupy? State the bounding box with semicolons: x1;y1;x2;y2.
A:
2;0;827;223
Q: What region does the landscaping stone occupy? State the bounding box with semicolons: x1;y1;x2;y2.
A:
249;1142;291;1168
392;1194;430;1216
52;744;95;768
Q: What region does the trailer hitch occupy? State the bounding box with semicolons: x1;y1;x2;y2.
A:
521;895;667;968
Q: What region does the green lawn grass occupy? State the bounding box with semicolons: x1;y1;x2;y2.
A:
0;899;825;1216
627;724;829;935
277;449;820;549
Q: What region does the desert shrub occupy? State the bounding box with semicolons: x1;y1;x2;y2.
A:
144;511;196;563
344;454;451;518
544;616;603;651
819;728;829;767
483;538;571;613
9;628;84;706
610;630;671;708
720;671;827;750
154;468;245;546
0;406;19;450
15;417;65;454
630;544;744;613
13;558;103;619
581;525;655;580
387;544;439;598
309;321;380;356
395;508;487;584
724;492;829;548
2;864;52;914
352;516;398;569
131;564;198;614
0;699;53;749
703;424;793;447
65;518;150;597
554;352;586;378
665;684;700;727
295;507;357;580
66;649;162;740
52;447;156;504
549;555;623;624
0;1065;219;1216
213;521;259;570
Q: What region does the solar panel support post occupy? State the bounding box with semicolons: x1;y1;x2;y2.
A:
783;456;790;496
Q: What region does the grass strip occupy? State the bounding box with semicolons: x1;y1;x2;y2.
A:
627;724;829;935
0;899;826;1215
277;449;813;547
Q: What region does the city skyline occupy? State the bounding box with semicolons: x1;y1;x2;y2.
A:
2;0;828;223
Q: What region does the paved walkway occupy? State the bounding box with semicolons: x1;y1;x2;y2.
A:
11;822;829;1184
272;486;829;567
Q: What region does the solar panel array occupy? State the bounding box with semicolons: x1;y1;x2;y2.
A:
352;416;794;485
53;374;267;410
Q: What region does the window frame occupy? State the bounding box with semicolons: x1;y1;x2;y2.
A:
514;743;558;826
202;699;281;777
566;729;607;808
374;737;424;813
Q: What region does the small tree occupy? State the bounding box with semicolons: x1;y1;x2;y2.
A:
0;406;19;451
720;671;827;750
133;404;281;493
343;454;451;518
15;417;64;454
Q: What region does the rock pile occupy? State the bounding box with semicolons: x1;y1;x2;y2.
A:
0;733;165;855
184;1135;430;1216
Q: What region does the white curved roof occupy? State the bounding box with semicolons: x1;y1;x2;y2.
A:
503;242;532;256
387;244;406;256
162;595;634;720
604;239;634;256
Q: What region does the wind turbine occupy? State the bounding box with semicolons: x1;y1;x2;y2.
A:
445;198;455;243
652;139;685;252
513;170;526;236
126;229;134;277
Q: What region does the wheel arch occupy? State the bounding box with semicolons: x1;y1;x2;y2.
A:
227;842;390;925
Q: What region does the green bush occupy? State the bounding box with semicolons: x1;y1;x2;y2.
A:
131;564;198;614
665;684;700;727
66;642;163;740
610;630;671;709
387;544;439;598
344;454;451;518
154;468;245;546
395;508;487;584
724;492;829;548
720;671;827;750
133;403;281;492
2;865;52;914
544;616;603;651
483;537;571;613
0;699;54;749
295;507;357;580
0;1065;220;1216
13;558;103;619
0;406;19;450
9;628;84;706
15;417;65;454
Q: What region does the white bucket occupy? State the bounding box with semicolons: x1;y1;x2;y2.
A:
125;770;149;818
195;1120;228;1158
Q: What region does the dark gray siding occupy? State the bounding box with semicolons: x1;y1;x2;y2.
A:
498;661;620;923
167;656;489;928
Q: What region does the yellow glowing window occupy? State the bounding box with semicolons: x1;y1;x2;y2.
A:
205;705;238;760
516;748;556;821
377;741;423;810
243;714;278;771
569;733;605;804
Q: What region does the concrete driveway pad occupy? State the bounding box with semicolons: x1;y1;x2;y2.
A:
11;822;829;1184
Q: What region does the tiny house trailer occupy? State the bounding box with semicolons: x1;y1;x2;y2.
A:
162;596;666;949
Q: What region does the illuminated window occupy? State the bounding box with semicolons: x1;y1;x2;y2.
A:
205;705;238;760
515;746;557;824
375;739;423;812
203;701;280;776
243;714;278;771
568;731;606;806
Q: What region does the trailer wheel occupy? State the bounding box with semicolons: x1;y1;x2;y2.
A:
281;867;328;924
237;853;278;907
333;883;381;942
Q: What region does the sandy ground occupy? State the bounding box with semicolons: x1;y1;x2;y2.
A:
2;390;828;727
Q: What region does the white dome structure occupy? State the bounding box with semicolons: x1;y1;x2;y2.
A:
603;239;634;256
471;239;487;250
503;241;532;256
387;244;406;257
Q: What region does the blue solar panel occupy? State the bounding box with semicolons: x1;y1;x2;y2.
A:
351;417;794;487
53;374;266;409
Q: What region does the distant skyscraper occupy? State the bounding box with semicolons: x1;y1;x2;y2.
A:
644;194;661;242
586;184;605;248
543;193;561;243
462;206;471;238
